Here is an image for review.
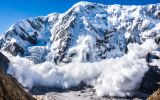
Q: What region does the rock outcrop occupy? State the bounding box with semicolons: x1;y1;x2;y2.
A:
4;42;24;56
0;52;35;100
147;89;160;100
140;65;160;94
0;52;9;73
139;49;160;94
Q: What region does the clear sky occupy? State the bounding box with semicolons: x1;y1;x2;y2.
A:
0;0;159;33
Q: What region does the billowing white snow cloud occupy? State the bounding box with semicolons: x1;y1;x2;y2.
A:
2;39;158;97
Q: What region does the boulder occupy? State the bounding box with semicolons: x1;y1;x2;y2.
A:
147;89;160;100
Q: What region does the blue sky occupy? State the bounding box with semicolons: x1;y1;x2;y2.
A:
0;0;159;33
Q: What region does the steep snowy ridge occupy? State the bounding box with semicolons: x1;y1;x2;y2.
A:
50;2;160;63
0;13;60;56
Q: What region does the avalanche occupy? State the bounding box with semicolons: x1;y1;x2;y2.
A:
2;39;157;97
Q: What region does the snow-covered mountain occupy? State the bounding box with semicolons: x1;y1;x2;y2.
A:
0;1;160;64
0;1;160;98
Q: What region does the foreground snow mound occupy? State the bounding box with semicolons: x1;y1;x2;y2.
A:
2;39;157;97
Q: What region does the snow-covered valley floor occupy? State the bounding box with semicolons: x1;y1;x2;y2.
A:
33;87;148;100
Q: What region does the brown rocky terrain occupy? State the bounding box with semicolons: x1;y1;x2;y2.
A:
147;89;160;100
0;52;35;100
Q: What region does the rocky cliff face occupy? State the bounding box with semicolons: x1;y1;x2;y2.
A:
138;48;160;97
0;52;9;73
0;52;35;100
0;2;160;64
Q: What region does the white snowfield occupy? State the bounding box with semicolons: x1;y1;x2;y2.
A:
0;1;160;98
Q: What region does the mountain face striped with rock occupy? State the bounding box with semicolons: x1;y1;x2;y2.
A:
0;2;160;64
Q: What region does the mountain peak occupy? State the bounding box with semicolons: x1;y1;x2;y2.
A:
73;1;95;6
0;3;160;64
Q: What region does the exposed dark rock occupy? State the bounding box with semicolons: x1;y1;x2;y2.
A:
0;52;10;73
155;36;160;44
158;12;160;16
140;50;160;94
146;53;160;62
87;5;95;10
156;12;160;18
140;65;160;94
0;52;35;100
4;42;24;56
27;32;38;44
